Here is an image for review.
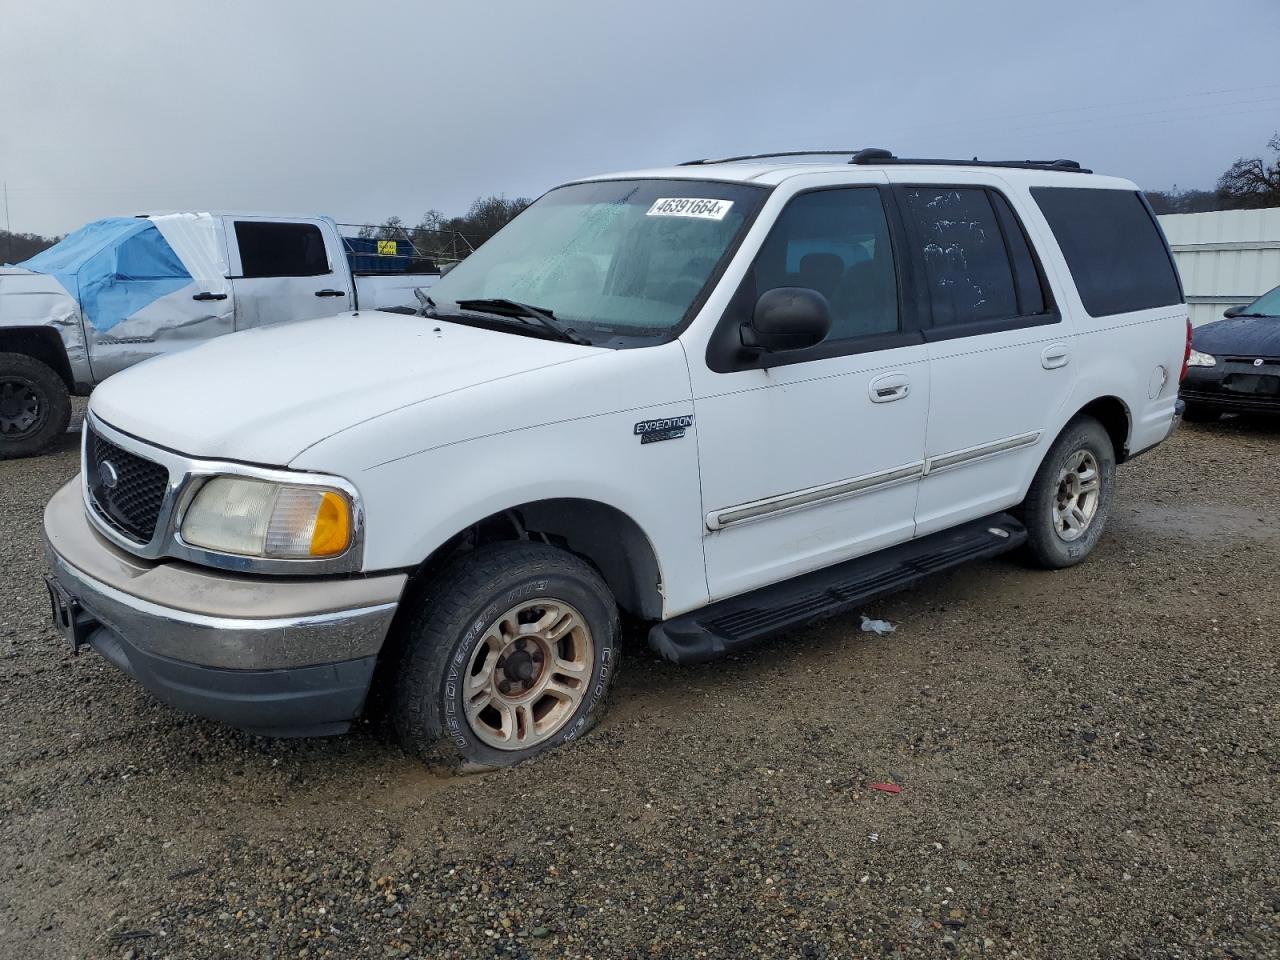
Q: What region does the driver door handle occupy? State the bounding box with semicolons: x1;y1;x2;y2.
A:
192;291;227;301
315;289;347;298
868;372;911;403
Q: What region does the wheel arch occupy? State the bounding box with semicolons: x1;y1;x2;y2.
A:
0;326;76;391
402;497;665;622
1071;394;1132;462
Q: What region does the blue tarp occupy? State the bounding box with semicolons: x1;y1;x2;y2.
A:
19;217;192;332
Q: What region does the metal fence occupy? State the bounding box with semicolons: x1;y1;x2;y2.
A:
1158;208;1280;326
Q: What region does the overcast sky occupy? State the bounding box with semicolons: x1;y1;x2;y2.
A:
2;0;1278;237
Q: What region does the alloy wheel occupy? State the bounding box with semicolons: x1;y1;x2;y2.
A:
1053;449;1101;542
462;598;595;750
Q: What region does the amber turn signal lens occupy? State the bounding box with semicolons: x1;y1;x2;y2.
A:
310;491;352;557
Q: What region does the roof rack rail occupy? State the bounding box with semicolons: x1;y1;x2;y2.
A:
678;150;868;166
677;148;1091;174
851;151;1091;174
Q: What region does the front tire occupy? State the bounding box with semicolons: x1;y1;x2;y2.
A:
0;352;72;459
393;542;619;770
1021;416;1116;569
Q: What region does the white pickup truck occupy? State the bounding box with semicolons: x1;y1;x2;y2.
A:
42;151;1188;770
0;212;439;457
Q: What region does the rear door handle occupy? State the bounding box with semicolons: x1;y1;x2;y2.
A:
315;289;347;298
1041;343;1071;369
192;291;227;301
868;372;911;403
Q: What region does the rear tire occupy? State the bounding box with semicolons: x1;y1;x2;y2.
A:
1181;402;1221;423
0;352;72;460
392;542;619;770
1021;416;1116;570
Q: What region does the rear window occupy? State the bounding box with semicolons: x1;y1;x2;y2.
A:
1031;188;1182;317
234;221;330;278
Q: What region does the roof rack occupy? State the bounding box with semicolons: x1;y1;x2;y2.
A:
678;148;1091;174
678;150;868;166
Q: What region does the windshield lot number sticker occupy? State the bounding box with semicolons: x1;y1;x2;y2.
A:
646;198;734;221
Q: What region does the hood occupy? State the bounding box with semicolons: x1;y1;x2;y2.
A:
89;311;601;465
1192;315;1280;359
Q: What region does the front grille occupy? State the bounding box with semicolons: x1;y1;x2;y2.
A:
1224;357;1280;367
86;427;170;543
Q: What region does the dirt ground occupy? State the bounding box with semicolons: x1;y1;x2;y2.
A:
2;411;1277;960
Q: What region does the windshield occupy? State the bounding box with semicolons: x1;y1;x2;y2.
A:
1242;284;1280;317
427;179;766;344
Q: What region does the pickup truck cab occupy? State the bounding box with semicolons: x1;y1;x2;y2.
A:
42;151;1188;769
0;212;439;457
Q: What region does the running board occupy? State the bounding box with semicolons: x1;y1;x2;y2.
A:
649;514;1026;665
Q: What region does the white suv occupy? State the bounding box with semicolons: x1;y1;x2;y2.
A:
43;150;1189;768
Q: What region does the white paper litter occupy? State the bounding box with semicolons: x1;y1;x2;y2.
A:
860;615;897;635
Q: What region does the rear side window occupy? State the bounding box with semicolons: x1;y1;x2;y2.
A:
901;187;1021;327
234;221;330;278
1031;188;1182;316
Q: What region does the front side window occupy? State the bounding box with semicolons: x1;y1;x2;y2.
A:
235;221;330;278
426;179;766;344
746;188;900;341
1031;187;1182;317
902;187;1021;327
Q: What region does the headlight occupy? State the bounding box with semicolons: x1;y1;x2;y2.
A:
1187;349;1216;367
180;477;354;559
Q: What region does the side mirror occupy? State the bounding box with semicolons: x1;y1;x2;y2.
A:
439;261;458;277
742;287;832;353
1223;305;1243;319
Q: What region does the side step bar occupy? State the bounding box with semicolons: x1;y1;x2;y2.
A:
649;513;1027;665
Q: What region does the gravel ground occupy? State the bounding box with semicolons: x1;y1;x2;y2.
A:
2;408;1278;960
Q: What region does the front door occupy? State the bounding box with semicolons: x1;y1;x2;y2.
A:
886;175;1078;535
227;218;354;330
691;184;931;601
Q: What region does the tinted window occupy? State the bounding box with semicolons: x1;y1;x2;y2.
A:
1031;188;1182;316
235;221;330;278
750;188;898;340
902;187;1019;327
991;191;1049;317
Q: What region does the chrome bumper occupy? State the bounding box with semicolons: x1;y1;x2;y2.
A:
42;478;407;735
43;478;405;670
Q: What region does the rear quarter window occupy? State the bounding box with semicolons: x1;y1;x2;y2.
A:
1031;187;1182;317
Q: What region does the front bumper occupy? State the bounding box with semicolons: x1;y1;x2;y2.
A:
43;478;406;736
1181;362;1280;414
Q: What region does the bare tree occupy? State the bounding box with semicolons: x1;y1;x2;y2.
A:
1216;133;1280;209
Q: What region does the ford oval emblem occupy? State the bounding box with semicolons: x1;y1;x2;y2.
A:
100;460;120;490
1255;358;1265;367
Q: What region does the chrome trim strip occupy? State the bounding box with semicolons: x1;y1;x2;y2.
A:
706;431;1043;531
82;410;366;575
707;461;925;530
46;543;397;670
923;431;1042;476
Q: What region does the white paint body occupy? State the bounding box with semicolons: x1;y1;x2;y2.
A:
87;163;1186;621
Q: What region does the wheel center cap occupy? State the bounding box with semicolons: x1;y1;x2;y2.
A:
505;649;538;682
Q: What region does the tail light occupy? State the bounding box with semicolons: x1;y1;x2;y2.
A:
1180;317;1192;382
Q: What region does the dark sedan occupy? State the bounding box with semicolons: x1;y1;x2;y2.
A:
1181;283;1280;421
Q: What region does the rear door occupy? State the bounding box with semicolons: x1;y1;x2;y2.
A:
887;173;1076;535
227;218;354;330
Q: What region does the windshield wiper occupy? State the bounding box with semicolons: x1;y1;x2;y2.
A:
455;298;590;345
413;287;436;316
